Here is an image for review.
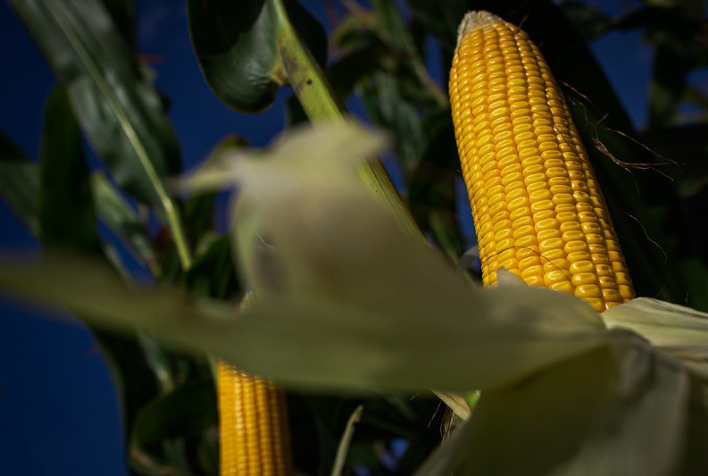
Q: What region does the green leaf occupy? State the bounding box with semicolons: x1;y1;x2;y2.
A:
185;235;240;300
189;0;417;236
0;132;40;235
93;330;161;441
639;125;708;197
188;0;327;113
362;72;426;176
38;84;99;252
91;172;155;267
10;0;190;268
132;379;217;444
327;42;388;101
418;341;694;475
649;43;693;127
560;1;615;41
181;134;249;246
10;0;181;204
405;0;466;52
101;0;136;50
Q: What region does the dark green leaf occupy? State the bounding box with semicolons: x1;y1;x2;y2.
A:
10;0;183;214
372;0;417;57
639;125;708;200
91;172;155;266
188;0;327;112
39;84;99;252
101;0;136;50
182;134;248;246
185;235;240;299
406;0;466;52
362;72;425;175
94;330;161;439
328;42;388;101
617;6;703;46
560;0;615;41
132;379;217;444
0;132;40;235
649;43;693;127
407;118;463;257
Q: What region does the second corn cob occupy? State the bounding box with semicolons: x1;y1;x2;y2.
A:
449;11;635;311
218;294;292;476
217;361;292;476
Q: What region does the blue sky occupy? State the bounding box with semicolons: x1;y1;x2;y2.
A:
0;1;662;474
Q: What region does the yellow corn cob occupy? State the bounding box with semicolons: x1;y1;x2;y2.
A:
449;11;635;312
218;293;292;476
217;362;292;476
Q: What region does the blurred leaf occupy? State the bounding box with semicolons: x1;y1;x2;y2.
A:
362;72;425;175
617;6;703;45
91;172;155;266
38;84;99;252
0;132;39;235
331;9;379;50
418;341;696;475
616;6;707;129
560;0;615;41
406;0;466;52
644;0;705;15
94;331;161;441
101;0;136;49
188;0;326;112
9;0;191;267
132;379;217;444
639;125;708;188
181;134;249;244
372;0;417;57
328;41;388;101
137;334;184;393
407;117;463;257
649;43;693;127
0;241;611;394
0;123;615;394
185;235;240;299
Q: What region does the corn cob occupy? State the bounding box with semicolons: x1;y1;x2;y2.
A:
449;11;635;312
217;361;292;476
218;292;291;475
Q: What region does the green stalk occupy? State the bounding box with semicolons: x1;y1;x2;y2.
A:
274;0;419;236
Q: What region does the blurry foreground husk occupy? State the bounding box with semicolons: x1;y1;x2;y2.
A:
2;122;708;474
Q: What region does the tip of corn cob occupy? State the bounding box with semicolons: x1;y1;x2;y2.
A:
456;11;502;47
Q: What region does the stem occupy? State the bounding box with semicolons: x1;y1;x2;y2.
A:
274;1;419;236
